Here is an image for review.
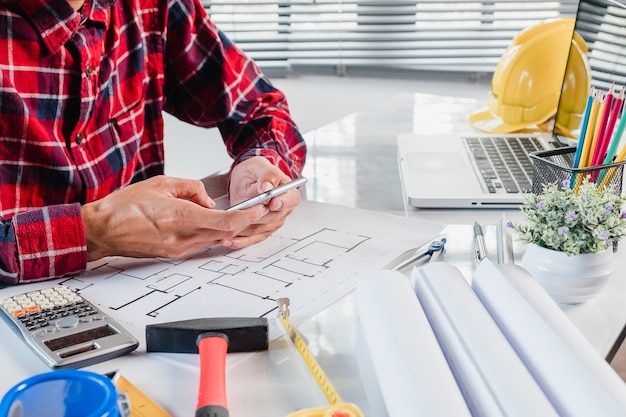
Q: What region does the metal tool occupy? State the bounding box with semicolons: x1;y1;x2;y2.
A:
496;215;514;264
277;298;364;417
391;237;447;271
473;222;488;264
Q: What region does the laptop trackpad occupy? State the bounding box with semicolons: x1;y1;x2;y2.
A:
407;152;467;174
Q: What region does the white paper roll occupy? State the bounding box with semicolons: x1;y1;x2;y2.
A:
355;270;471;417
412;262;559;417
472;259;626;417
495;263;626;412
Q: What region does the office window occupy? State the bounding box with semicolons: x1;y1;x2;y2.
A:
202;1;579;78
574;0;626;90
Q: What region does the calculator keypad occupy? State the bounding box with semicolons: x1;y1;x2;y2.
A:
0;286;99;332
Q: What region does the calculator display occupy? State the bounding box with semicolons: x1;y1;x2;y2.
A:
45;324;119;351
0;286;138;368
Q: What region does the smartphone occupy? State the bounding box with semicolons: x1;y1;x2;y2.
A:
225;177;307;211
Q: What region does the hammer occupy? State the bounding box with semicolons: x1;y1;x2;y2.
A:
145;317;269;417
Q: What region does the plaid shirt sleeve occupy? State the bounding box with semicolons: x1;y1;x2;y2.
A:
162;0;306;179
0;204;86;285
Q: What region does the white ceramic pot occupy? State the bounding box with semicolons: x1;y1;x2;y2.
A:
521;243;614;305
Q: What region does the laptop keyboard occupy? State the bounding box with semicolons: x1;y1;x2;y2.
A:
463;136;547;194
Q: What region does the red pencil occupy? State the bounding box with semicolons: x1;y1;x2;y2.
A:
591;84;617;167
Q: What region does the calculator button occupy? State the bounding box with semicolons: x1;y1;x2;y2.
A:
3;301;18;310
1;298;15;307
32;329;46;338
56;317;79;329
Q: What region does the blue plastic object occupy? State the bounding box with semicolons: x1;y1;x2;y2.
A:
0;370;119;417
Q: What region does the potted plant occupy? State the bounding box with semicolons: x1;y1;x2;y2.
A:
509;176;626;304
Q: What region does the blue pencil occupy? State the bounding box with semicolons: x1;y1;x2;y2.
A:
572;87;595;169
571;87;595;188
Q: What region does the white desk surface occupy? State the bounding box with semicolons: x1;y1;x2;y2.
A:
1;92;626;416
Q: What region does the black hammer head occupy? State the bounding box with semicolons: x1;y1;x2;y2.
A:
145;317;269;354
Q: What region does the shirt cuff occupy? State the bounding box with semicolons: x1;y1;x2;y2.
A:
232;148;297;178
12;203;88;283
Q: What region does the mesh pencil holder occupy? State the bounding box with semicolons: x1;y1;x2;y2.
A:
529;146;626;196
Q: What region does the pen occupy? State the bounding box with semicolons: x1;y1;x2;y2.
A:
473;221;488;263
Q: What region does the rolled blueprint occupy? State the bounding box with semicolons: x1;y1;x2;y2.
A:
472;259;626;417
492;263;626;412
355;270;471;417
411;262;558;417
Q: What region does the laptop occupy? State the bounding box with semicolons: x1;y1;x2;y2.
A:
398;0;626;209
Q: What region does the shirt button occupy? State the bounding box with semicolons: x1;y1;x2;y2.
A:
75;133;84;145
85;65;94;77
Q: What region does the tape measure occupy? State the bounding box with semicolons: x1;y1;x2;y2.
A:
277;298;364;417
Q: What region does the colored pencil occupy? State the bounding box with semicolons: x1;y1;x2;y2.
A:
570;87;595;188
602;88;625;165
597;89;626;184
572;87;595;169
579;91;601;168
599;134;626;190
583;92;605;167
591;86;624;166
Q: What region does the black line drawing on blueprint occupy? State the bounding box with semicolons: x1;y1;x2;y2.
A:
58;227;371;329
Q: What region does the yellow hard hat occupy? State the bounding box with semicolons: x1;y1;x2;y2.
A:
469;18;590;135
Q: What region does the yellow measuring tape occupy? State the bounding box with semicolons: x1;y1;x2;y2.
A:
277;298;364;417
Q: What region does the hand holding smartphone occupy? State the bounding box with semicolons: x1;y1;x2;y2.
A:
225;177;307;211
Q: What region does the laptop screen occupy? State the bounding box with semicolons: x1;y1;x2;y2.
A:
554;0;626;141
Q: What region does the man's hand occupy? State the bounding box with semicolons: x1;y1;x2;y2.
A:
225;156;303;249
82;175;269;261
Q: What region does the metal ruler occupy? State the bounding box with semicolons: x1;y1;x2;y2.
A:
277;298;364;417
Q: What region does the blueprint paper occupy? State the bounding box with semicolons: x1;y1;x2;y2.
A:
0;200;442;347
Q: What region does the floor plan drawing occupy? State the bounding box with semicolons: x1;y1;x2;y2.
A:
0;201;442;341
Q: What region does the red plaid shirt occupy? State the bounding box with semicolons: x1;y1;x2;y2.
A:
0;0;306;284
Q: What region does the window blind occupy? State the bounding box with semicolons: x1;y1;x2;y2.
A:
574;0;626;91
202;1;579;78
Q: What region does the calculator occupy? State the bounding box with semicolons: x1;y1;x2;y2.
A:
0;286;139;368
